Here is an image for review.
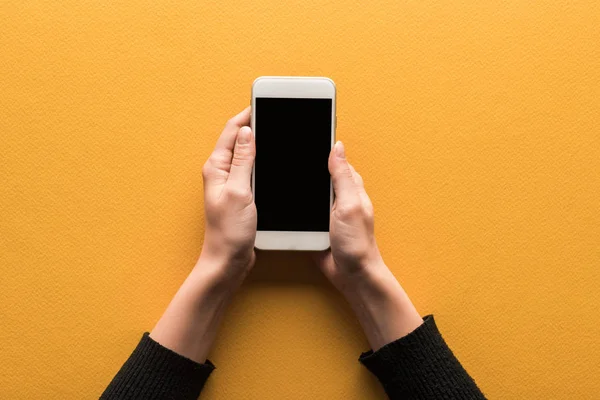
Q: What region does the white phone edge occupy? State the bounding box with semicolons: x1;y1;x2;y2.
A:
251;76;336;251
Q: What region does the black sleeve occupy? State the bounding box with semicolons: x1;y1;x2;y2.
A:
101;333;215;400
359;315;485;399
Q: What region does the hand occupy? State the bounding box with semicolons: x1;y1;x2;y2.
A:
317;141;384;292
198;106;257;284
150;107;256;363
316;141;423;350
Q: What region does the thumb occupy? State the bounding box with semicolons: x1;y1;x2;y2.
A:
329;141;356;203
228;126;255;187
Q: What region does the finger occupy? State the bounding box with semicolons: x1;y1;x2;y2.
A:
349;164;365;188
213;106;252;157
204;107;251;186
348;164;373;209
329;141;360;204
228;126;255;187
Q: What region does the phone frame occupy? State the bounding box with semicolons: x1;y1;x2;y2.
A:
251;76;336;251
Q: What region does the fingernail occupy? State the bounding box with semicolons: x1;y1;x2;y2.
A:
335;141;345;158
238;126;252;144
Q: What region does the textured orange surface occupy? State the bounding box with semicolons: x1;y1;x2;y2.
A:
1;1;599;399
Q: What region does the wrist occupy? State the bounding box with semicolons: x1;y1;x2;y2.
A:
340;262;423;351
335;257;389;299
189;255;247;298
195;243;254;289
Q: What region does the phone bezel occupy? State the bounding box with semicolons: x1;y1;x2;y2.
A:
251;76;336;251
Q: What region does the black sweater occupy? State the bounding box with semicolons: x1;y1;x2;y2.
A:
101;316;485;399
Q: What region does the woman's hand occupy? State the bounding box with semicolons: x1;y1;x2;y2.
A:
317;141;423;351
150;107;256;363
198;106;257;285
317;141;384;292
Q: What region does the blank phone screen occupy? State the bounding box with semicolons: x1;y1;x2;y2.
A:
254;97;332;232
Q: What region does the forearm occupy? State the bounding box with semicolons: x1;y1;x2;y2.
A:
150;257;241;363
102;258;238;400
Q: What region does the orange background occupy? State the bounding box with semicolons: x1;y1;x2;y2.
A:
1;1;599;398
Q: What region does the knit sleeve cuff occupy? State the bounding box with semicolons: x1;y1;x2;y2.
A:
359;315;442;382
101;333;215;400
359;315;484;399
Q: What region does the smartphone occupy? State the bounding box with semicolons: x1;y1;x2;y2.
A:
251;76;336;250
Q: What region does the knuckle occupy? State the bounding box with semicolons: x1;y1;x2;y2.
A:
342;165;354;178
337;201;363;218
231;150;252;167
225;118;238;130
363;203;374;220
333;162;351;176
333;168;354;187
209;153;231;170
225;186;251;201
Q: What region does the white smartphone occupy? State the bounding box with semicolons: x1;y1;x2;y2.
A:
251;76;336;251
